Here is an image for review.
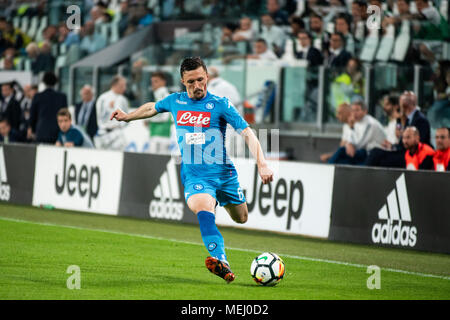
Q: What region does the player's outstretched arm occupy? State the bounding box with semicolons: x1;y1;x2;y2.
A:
110;102;158;122
241;127;274;184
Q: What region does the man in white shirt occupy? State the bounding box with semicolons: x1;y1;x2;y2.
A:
259;14;286;57
329;100;386;165
247;38;279;61
146;71;173;154
207;67;242;109
321;102;354;162
95;75;129;150
232;17;256;42
207;66;244;157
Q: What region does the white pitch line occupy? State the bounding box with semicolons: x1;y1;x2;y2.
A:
1;216;449;281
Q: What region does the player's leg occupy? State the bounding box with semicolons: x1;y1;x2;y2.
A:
186;192;235;283
224;202;248;224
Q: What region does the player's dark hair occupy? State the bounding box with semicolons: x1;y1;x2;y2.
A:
180;57;207;78
387;94;399;106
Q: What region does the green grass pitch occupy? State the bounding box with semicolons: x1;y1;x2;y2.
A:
0;203;449;300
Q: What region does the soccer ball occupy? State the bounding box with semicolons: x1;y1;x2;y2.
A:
250;252;285;286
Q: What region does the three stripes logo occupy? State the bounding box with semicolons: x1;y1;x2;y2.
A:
0;147;10;201
149;157;184;221
371;174;417;247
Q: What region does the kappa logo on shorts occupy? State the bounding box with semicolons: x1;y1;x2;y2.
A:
208;242;217;251
176;111;211;127
194;184;204;191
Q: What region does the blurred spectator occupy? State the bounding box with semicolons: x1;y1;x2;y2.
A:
95;75;129;150
309;12;330;53
433;127;450;171
75;85;98;141
260;13;286;57
330;57;364;114
40;25;58;47
146;71;172;155
0;54;15;70
281;16;306;62
326;32;352;69
381;94;401;147
403;126;435;170
26;42;54;75
428;61;450;128
0;17;31;52
334;14;356;55
320;102;354;162
118;0;130;37
208;66;242;108
287;30;323;66
55;108;94;148
412;0;449;40
248;38;279;61
57;23;80;49
286;16;306;39
365;91;431;168
329;100;386;165
351;0;368;44
266;0;289;26
221;22;238;45
232;17;256;42
0;117;22;143
19;84;38;140
382;0;412;29
0;82;21;131
29;72;68;144
80;21;107;55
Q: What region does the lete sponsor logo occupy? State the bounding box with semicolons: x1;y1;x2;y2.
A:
371;174;417;247
176;111;211;127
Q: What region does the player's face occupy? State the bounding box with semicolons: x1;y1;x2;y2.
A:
57;116;71;133
181;66;208;100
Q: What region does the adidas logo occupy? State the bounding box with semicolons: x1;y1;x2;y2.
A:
371;174;417;247
0;147;10;201
149;158;184;221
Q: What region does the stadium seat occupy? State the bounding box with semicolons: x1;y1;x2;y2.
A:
375;25;395;62
13;16;20;29
391;20;411;62
110;22;120;43
28;16;39;40
359;30;380;62
20;16;29;35
35;16;48;43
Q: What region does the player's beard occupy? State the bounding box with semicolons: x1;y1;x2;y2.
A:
193;88;205;100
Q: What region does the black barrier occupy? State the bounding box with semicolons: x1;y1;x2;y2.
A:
329;166;450;254
0;143;36;206
118;152;197;224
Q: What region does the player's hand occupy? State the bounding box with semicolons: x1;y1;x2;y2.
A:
110;109;129;122
258;163;273;184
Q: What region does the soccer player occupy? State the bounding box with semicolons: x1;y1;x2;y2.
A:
111;57;273;283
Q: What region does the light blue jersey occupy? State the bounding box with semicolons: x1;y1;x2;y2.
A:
155;91;248;206
155;91;248;184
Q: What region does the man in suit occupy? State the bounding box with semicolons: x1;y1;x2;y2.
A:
0;117;22;143
28;72;68;144
327;32;352;69
75;85;98;141
365;91;432;168
296;30;323;67
0;82;22;131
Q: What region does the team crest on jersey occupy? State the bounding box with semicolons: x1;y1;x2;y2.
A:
205;102;214;110
194;184;204;191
